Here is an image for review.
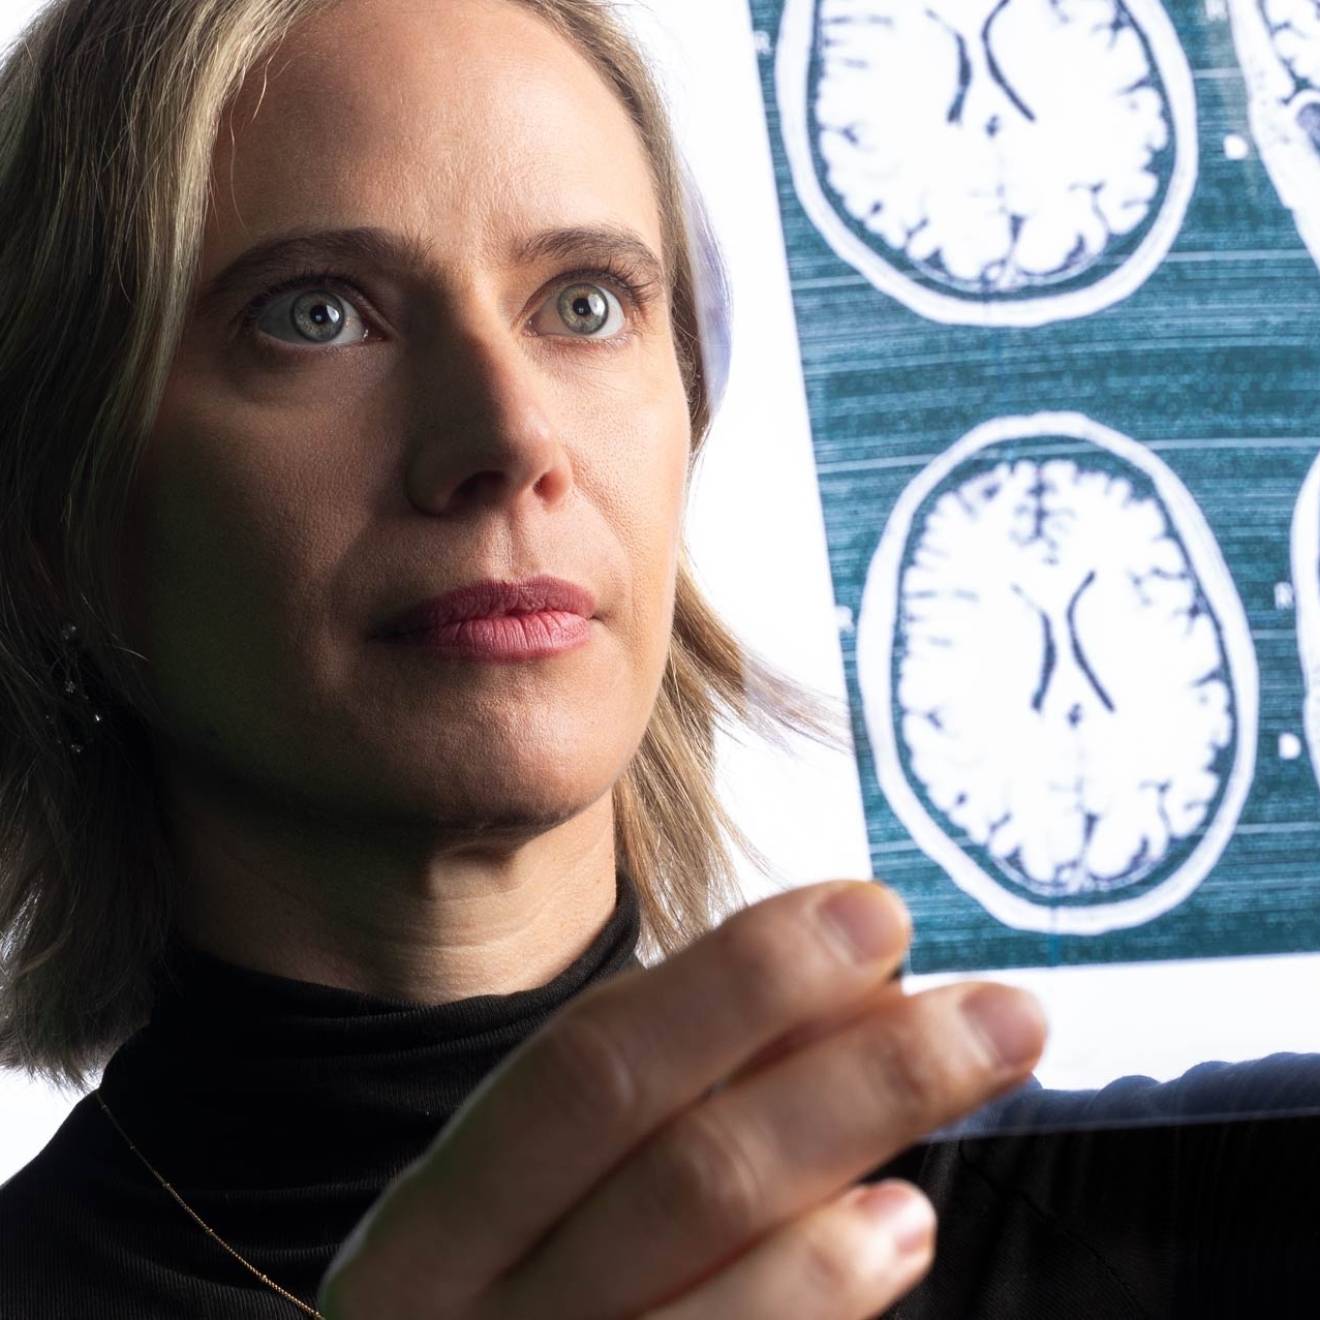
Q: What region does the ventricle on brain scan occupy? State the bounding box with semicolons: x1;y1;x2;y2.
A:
855;415;1259;936
776;0;1199;326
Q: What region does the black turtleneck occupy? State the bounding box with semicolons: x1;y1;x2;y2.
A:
0;869;642;1318
3;867;1319;1318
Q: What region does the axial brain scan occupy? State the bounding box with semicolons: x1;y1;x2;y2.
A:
1229;0;1320;269
775;0;1199;325
855;415;1260;934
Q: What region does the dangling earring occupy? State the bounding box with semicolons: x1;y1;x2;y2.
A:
48;619;104;756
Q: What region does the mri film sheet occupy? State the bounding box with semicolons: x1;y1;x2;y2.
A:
746;0;1320;1123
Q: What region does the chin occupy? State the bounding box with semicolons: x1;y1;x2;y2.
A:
351;750;607;819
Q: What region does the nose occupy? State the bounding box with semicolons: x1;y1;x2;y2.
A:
402;324;569;516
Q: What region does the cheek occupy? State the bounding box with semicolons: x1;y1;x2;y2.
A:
621;374;689;656
126;390;346;707
657;375;693;566
598;374;688;552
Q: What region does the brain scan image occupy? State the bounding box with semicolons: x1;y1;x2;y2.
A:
774;0;1199;326
1229;1;1320;269
855;414;1259;934
1290;447;1320;783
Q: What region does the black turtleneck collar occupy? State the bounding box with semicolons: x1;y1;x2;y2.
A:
96;866;642;1206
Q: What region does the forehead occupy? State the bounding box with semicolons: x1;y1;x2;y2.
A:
205;0;663;270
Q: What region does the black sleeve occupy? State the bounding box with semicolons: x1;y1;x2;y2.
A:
864;1054;1320;1319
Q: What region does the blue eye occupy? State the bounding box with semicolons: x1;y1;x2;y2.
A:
252;287;371;347
533;281;627;339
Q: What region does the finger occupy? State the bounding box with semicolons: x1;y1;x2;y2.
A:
637;1180;936;1320
712;975;907;1096
347;880;913;1297
494;980;1044;1318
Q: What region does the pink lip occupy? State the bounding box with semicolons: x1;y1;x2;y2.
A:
374;575;598;657
384;611;593;662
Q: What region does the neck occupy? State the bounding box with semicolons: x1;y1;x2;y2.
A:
158;761;621;1005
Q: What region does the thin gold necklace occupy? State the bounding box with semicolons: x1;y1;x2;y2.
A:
95;1089;325;1318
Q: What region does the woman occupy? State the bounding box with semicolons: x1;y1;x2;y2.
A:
0;0;1044;1314
0;1;1310;1318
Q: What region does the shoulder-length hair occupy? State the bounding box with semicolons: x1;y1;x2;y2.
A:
0;0;851;1095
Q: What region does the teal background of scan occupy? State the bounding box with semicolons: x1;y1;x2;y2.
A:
746;0;1320;973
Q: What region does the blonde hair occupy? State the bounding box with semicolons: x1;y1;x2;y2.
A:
0;0;851;1096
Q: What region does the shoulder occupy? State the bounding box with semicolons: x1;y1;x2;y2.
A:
0;1094;163;1318
878;1055;1320;1318
938;1051;1320;1137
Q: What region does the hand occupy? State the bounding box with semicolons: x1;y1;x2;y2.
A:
316;878;1046;1319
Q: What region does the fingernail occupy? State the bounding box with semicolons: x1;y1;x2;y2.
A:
853;1182;935;1255
960;985;1045;1070
817;886;907;965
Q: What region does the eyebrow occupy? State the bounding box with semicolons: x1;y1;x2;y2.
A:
192;223;669;315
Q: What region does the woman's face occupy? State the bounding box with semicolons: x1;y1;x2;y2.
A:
122;0;691;844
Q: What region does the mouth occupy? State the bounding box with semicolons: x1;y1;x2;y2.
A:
374;575;597;641
380;610;594;660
